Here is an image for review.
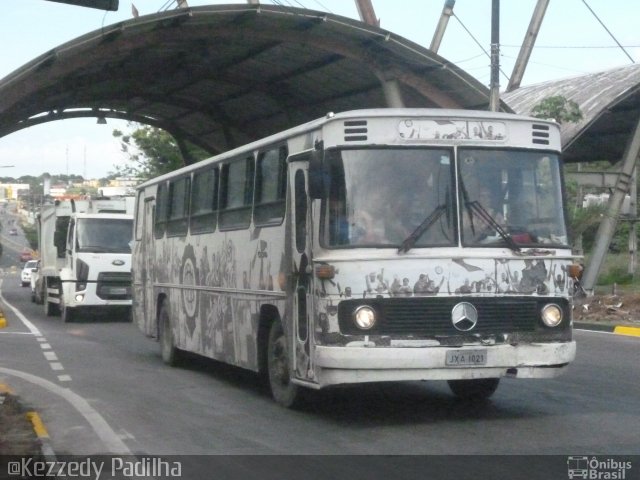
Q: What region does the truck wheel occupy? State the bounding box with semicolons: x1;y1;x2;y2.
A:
267;320;305;408
158;300;181;366
60;295;75;323
43;279;57;317
447;378;500;400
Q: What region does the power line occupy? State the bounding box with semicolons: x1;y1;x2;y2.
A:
581;0;635;63
309;0;333;13
452;12;510;82
502;44;640;49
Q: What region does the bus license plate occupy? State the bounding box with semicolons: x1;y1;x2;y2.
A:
445;349;487;366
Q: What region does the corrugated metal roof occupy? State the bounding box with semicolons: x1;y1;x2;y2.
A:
0;4;510;164
503;64;640;163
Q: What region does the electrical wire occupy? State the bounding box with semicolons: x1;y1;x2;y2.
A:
309;0;333;13
581;0;635;63
452;13;510;82
502;44;640;49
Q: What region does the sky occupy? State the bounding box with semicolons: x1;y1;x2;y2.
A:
0;0;637;179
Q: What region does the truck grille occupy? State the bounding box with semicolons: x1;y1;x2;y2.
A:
337;296;569;336
96;272;132;300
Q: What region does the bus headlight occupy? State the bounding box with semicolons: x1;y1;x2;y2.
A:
353;306;377;330
541;304;563;327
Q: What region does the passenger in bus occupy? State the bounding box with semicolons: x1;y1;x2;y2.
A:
351;209;385;243
476;187;504;224
463;186;504;242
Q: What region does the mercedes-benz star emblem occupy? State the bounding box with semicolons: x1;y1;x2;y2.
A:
451;302;478;332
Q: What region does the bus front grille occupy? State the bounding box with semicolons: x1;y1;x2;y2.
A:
337;297;569;336
96;272;132;300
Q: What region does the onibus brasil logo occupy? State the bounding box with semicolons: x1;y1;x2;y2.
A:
567;456;632;479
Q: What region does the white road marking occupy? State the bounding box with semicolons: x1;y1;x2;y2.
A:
0;366;131;454
0;279;41;336
43;351;58;362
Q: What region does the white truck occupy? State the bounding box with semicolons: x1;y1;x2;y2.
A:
32;197;134;322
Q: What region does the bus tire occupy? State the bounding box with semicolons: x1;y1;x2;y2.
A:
158;300;181;367
267;320;305;408
447;378;500;400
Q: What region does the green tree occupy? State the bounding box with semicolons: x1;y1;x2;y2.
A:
530;95;583;124
111;123;209;180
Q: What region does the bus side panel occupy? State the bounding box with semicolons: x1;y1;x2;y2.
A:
158;225;287;372
133;187;157;337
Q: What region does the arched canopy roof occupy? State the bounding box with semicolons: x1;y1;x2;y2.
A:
0;4;509;164
503;64;640;163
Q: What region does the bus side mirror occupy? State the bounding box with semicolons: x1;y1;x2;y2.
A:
308;145;328;199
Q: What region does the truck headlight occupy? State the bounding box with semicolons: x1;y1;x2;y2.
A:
353;305;377;330
541;304;563;327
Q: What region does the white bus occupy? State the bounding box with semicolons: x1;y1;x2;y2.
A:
133;108;578;407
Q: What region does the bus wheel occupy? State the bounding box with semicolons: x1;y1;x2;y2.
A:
447;378;500;400
267;320;304;408
158;300;181;366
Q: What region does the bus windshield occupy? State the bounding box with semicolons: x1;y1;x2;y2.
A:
322;147;569;249
322;148;455;248
76;218;133;253
458;149;568;248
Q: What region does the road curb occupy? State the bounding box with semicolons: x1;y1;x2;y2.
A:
26;411;56;458
574;322;640;337
0;384;54;458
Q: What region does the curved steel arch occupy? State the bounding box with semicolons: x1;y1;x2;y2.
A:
0;4;508;166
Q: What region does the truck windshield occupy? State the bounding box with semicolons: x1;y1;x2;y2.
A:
321;148;455;248
458;149;569;248
76;218;133;253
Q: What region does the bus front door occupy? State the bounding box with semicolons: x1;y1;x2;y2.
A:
289;164;314;381
141;198;156;337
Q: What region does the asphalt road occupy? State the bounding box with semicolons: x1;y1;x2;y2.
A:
0;243;639;478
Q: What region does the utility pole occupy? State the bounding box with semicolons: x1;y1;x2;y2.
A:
430;0;455;53
582;116;640;293
629;167;638;276
489;0;500;111
506;0;549;92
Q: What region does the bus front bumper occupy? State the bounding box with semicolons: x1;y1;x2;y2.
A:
309;341;576;387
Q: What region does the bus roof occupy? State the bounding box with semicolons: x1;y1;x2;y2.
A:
138;108;559;189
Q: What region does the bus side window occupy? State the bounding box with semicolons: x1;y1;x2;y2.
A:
154;182;168;239
166;176;190;237
190;167;219;234
219;156;254;231
254;145;287;227
294;169;307;253
134;190;145;241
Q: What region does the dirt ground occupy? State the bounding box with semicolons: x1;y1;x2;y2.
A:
0;392;40;456
573;292;640;326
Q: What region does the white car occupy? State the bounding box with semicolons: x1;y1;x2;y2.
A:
21;260;38;287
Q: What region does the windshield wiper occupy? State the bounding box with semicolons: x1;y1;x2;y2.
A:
458;174;519;252
466;201;520;252
398;204;447;253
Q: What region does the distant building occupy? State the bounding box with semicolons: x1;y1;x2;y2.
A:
0;183;30;200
